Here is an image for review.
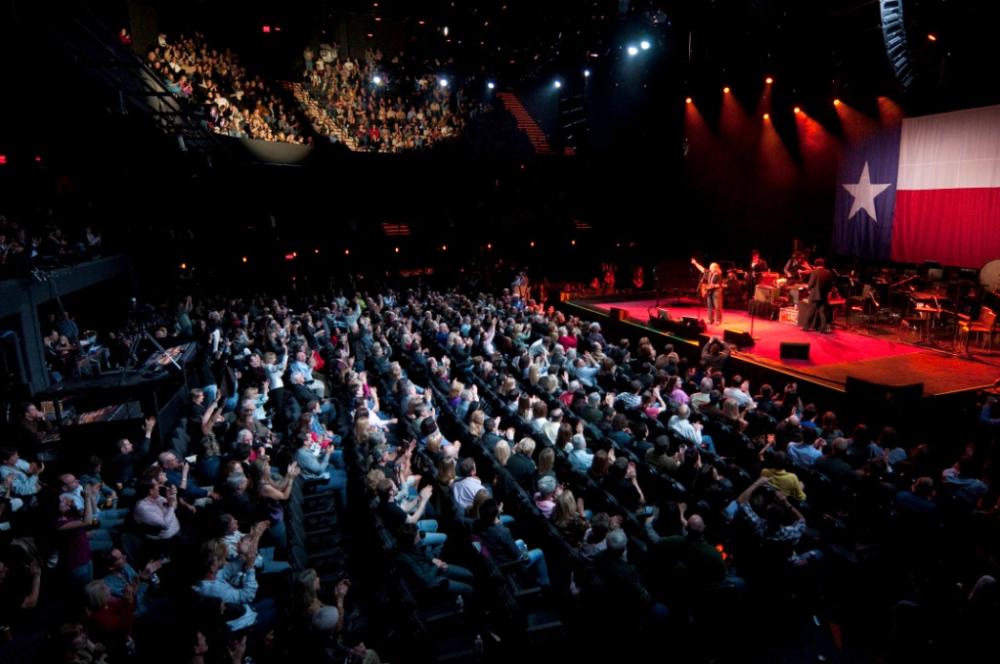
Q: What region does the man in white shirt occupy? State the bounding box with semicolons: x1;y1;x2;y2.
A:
724;376;755;411
452;458;485;512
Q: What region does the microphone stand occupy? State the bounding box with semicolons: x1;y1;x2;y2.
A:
748;264;757;339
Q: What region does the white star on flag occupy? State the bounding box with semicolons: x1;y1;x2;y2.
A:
842;161;892;223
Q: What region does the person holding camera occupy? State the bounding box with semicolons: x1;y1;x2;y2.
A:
133;479;181;544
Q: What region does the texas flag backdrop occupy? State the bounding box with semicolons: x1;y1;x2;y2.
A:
833;104;1000;268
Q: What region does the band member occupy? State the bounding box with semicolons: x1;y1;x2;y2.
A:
783;252;812;282
631;265;645;290
805;258;834;333
691;258;724;325
513;270;530;300
750;250;769;275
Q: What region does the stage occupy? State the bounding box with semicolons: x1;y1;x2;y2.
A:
566;296;1000;398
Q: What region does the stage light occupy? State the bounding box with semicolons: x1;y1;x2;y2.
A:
373;75;382;85
441;245;448;251
180;263;187;269
833;98;841;106
927;33;937;41
765;76;773;85
344;249;350;256
487;81;495;89
571;239;576;246
763;113;770;120
793;106;801;114
443;26;449;37
439;78;449;88
0;155;6;165
366;33;373;38
394;247;400;253
314;248;320;254
723;86;730;94
241;256;248;263
487;243;493;250
530;240;536;248
640;40;651;50
262;25;271;34
553;79;562;89
374;16;381;22
627;45;639;56
583;69;591;78
34;155;41;163
685;97;692;104
418;19;426;26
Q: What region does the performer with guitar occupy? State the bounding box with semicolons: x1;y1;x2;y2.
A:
691;258;724;325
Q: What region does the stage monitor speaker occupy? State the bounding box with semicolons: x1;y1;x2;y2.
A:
779;341;810;360
724;328;755;348
657;308;670;320
648;315;670;331
610;307;628;321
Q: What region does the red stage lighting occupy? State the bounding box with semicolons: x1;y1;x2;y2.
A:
262;25;271;33
833;98;841;107
723;86;730;94
765;77;773;85
685;97;692;104
0;155;7;165
763;113;770;120
793;106;801;114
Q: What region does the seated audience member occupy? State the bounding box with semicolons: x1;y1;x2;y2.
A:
395;523;476;598
473;500;550;587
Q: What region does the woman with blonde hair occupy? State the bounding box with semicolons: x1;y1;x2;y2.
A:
468;410;486;439
292;568;351;636
494;440;512;467
553;489;589;546
250;457;300;552
536;446;556;480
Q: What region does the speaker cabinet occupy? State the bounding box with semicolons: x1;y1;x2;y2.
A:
610;307;628;321
779;341;810;360
723;328;755;348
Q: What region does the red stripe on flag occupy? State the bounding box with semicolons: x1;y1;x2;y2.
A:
890;188;1000;267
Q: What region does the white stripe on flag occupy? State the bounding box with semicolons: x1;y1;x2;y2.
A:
897;104;1000;190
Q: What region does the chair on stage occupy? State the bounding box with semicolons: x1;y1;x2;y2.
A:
828;294;847;328
958;307;998;352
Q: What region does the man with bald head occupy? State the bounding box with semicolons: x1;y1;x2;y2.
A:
653;511;744;593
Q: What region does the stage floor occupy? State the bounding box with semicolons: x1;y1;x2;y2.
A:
573;298;1000;396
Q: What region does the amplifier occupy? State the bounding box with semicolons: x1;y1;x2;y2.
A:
755;285;778;303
